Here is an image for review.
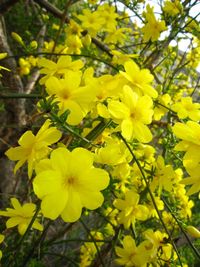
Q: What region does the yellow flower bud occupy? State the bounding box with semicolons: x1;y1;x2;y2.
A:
30;40;38;50
81;34;91;47
11;32;25;46
0;53;8;60
42;14;49;21
186;226;200;238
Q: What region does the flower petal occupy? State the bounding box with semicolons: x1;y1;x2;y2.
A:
61;190;82;222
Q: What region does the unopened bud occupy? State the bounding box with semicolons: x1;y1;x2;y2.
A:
186;226;200;238
11;32;25;47
30;40;38;50
0;53;8;60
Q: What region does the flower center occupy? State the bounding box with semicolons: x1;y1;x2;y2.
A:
63;176;77;188
68;176;76;185
62;92;70;100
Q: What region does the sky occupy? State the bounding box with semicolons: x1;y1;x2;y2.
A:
117;0;200;71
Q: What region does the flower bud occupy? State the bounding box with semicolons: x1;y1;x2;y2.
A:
0;53;8;60
186;226;200;238
11;32;25;47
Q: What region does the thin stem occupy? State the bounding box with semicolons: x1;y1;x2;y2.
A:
0;93;42;99
162;197;200;261
7;52;118;71
42;252;79;266
79;119;112;148
48;238;111;246
45;222;74;245
21;220;52;267
118;133;183;267
80;218;105;267
49;111;96;147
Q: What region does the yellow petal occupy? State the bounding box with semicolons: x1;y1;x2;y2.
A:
108;101;129;119
121;119;134;140
18;131;35;147
33;170;62;198
133;123;152;143
6;217;21;228
61;191;82;222
5;147;27;161
11;198;21;210
50;148;70;175
18;223;28;235
79;168;109;191
41;189;67;220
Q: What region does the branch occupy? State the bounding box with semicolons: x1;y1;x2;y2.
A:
0;0;19;14
33;0;70;23
33;0;112;57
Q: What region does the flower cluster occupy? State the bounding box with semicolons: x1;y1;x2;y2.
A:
0;0;200;266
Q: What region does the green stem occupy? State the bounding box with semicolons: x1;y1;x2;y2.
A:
48;239;111;246
80;218;105;267
79;119;112;148
21;220;52;267
44;222;74;245
49;111;96;147
7;52;118;71
0;93;42;99
42;252;79;266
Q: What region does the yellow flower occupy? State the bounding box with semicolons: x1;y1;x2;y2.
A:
94;138;131;166
142;5;167;42
181;168;200;196
45;72;96;125
0;198;43;235
172;97;200;121
135;144;155;163
142;18;166;42
147;196;164;218
97;3;118;31
19;57;31;76
80;231;104;267
105;28;128;45
172;121;200;172
65;35;83;54
0;234;4;260
120;60;158;98
150;156;176;194
77;9;105;37
65;20;82;36
33;147;109;222
154;94;171;120
163;0;183;16
111;50;138;65
5;120;61;178
108;85;153;142
115;235;149;267
144;229;172;262
38;55;84;84
114;190;149;229
179;194;194;217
